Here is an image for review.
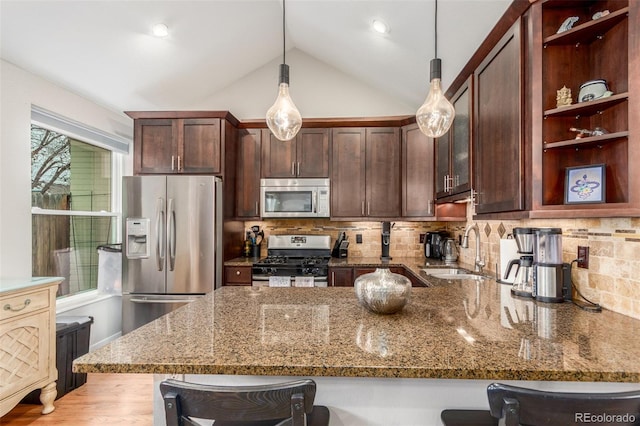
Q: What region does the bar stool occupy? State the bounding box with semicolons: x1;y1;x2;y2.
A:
160;378;330;426
441;382;640;425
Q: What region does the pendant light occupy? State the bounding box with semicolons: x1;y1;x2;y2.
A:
266;0;302;141
416;0;455;138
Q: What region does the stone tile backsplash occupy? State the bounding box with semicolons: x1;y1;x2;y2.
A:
244;216;640;320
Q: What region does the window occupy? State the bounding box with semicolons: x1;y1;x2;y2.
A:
30;106;127;299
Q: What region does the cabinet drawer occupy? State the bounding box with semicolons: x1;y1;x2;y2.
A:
225;266;252;285
1;289;50;322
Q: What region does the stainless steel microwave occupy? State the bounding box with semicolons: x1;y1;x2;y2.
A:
260;178;330;218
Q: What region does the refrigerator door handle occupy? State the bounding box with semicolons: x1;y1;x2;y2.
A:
156;197;165;271
129;298;197;304
168;198;176;271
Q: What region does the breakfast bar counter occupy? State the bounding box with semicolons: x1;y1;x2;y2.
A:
73;277;640;425
74;280;640;381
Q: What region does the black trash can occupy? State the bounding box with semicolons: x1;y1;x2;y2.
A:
21;316;93;403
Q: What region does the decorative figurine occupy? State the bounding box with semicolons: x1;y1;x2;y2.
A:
557;16;579;34
569;127;609;139
556;86;573;107
592;10;610;20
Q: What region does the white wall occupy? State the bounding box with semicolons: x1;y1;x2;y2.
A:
0;59;132;276
0;59;132;346
193;48;416;119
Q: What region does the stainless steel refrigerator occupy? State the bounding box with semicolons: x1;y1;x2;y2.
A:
122;175;222;334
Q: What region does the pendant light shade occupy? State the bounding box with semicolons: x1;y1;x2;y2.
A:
416;59;455;138
266;64;302;141
416;0;455;138
266;0;302;141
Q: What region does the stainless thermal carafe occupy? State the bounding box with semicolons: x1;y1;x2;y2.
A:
533;228;565;303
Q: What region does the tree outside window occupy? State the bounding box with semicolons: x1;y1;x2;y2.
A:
31;124;115;297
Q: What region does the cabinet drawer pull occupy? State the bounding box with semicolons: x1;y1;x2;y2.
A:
177;156;182;171
171;155;175;171
297;162;300;176
236;270;241;276
291;161;295;176
4;298;31;312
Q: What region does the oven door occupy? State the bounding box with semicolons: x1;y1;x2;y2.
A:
251;274;328;288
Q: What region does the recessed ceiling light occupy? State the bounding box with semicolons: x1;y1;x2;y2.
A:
372;19;389;34
152;23;169;38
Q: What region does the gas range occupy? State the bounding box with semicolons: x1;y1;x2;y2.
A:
251;235;331;287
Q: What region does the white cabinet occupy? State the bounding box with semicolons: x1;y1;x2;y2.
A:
1;278;61;416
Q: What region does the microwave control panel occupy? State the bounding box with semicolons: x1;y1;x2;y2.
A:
317;188;330;216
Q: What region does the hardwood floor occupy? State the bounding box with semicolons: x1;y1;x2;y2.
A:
2;373;153;425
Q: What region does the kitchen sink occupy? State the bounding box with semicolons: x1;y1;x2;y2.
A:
421;267;486;281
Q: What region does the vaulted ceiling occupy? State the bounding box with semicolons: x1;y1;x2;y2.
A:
1;0;511;117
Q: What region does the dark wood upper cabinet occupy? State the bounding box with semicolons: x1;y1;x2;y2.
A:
402;123;435;218
331;128;366;217
436;77;472;201
297;128;330;177
134;118;222;174
473;18;524;215
133;119;176;174
331;127;400;219
366;127;401;217
236;129;262;218
262;128;329;178
128;112;232;176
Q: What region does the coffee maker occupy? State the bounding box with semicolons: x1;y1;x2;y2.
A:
504;227;535;298
533;228;571;303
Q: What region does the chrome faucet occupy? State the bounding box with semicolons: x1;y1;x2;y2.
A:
461;223;485;273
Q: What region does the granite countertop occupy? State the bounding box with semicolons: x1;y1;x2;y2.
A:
74;273;640;382
224;256;262;267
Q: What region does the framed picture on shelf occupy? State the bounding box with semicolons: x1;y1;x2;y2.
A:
565;164;606;204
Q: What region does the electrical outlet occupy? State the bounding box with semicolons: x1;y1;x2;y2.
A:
577;246;589;269
419;233;426;244
356;234;363;244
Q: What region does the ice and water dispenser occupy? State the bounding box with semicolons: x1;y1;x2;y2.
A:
125;218;150;259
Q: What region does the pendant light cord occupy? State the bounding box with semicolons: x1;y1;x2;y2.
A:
434;0;438;59
282;0;286;65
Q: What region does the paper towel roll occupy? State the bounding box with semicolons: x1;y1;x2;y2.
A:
499;239;519;284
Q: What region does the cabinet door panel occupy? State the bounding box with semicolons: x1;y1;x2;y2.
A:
402;124;435;217
181;118;221;174
236;129;261;218
451;82;472;195
297;128;330;177
134;119;176;174
331;129;366;217
435;132;450;198
0;311;49;399
474;19;523;214
366;127;401;217
262;131;296;178
330;267;354;287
